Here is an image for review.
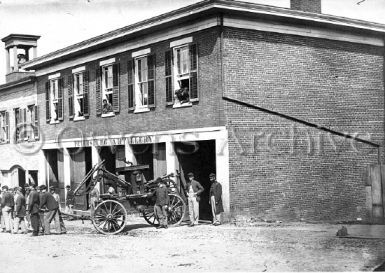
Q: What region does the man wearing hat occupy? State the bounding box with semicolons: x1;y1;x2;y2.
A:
1;185;14;233
27;185;40;236
39;185;61;235
185;172;204;226
13;187;27;234
146;177;169;229
209;173;224;226
65;185;75;219
50;186;66;234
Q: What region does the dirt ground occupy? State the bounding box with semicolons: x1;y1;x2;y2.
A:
1;215;385;273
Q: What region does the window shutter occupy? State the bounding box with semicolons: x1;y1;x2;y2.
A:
165;50;173;105
127;60;135;111
68;75;74;119
147;54;155;108
58;78;64;121
23;108;27;140
96;67;102;116
5;111;9;143
83;71;90;117
189;44;198;100
34;105;39;140
46;81;51;123
112;63;120;113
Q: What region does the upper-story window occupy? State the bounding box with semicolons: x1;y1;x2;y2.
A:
96;58;120;117
14;105;39;142
0;111;9;144
68;67;89;120
46;74;63;123
165;39;198;107
127;51;155;113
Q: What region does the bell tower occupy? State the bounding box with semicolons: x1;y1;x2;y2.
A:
1;34;40;83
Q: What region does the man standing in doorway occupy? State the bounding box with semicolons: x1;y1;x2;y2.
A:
209;173;224;226
185;172;204;227
28;185;40;236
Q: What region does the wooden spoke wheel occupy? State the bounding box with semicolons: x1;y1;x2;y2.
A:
92;200;127;235
167;193;186;226
142;193;186;227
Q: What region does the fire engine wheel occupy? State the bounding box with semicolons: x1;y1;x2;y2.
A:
92;200;127;235
142;193;186;227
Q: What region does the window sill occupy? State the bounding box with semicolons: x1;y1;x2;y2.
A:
50;120;60;124
74;116;85;122
101;112;115;118
172;102;192;109
134;107;150;114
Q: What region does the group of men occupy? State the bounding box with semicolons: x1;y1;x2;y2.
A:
150;172;224;229
0;184;75;236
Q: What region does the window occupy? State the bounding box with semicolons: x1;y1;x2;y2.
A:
0;111;9;144
14;106;38;142
165;43;198;107
68;70;89;120
128;54;155;113
96;62;120;116
46;77;63;123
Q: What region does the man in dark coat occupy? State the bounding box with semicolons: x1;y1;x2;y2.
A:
39;185;61;235
209;173;224;225
65;185;75;220
185;172;204;226
147;178;169;229
13;187;27;234
28;185;40;236
1;185;14;233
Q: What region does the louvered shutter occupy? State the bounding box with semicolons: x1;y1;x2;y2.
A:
189;43;198;100
165;50;173;105
5;111;9;143
95;67;102;116
34;105;39;140
68;75;74;119
112;63;120;113
23;108;27;140
83;71;90;117
46;81;50;123
58;78;64;120
147;54;155;108
127;60;135;111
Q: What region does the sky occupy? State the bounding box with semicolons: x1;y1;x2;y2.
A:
0;0;384;84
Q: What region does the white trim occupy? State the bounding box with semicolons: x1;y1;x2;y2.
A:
72;66;86;74
132;48;151;58
99;57;116;67
48;73;61;80
134;107;150;114
224;15;384;47
34;17;218;77
170;36;193;48
101;112;115;118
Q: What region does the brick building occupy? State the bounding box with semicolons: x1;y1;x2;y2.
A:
21;0;385;222
0;34;45;189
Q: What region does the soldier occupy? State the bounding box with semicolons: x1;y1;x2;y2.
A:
146;178;169;229
1;185;14;233
39;185;61;235
185;172;204;227
50;186;66;234
209;173;224;226
27;185;40;236
13;187;27;234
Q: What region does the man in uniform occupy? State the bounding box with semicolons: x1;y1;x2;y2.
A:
39;185;61;235
185;172;204;227
147;178;169;229
13;187;27;234
209;173;224;226
27;185;40;236
1;185;14;233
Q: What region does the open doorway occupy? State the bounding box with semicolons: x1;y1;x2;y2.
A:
175;140;216;221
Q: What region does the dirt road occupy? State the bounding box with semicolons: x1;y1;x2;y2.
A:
1;216;384;272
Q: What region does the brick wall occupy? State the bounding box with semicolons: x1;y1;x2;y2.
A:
223;27;384;221
36;28;223;141
290;0;321;13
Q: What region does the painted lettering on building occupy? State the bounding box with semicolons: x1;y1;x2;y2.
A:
74;135;154;147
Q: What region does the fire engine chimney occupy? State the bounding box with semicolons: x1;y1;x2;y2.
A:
291;0;322;13
1;34;40;83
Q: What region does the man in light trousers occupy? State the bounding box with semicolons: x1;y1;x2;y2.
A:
1;185;14;233
185;172;204;227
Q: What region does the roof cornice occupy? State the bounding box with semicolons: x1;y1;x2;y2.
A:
22;0;385;70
